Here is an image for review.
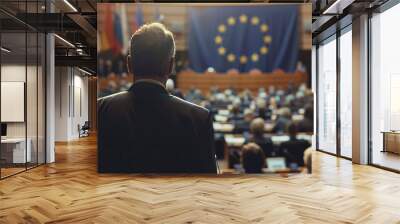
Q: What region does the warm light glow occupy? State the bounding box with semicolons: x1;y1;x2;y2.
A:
1;47;11;53
54;34;75;48
78;67;93;76
63;0;78;12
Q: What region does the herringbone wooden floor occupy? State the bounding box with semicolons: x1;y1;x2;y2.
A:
1;135;400;223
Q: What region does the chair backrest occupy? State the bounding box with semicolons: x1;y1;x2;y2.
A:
281;140;309;166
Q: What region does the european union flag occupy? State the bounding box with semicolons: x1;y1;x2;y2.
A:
188;6;298;73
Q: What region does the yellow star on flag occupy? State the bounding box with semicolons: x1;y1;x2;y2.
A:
218;24;226;33
215;35;223;44
240;55;248;64
239;14;248;23
227;17;236;26
218;47;226;55
260;46;268;55
264;35;272;44
260;24;269;32
251;53;259;62
251;16;259;25
227;53;236;62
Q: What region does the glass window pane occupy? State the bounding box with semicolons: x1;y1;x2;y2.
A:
1;31;28;177
339;29;352;158
371;3;400;171
317;37;337;154
27;31;38;169
38;33;45;165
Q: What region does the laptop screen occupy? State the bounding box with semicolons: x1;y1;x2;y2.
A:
266;157;286;171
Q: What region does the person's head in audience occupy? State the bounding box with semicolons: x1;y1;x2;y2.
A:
231;99;241;115
287;122;298;139
243;108;254;122
127;23;175;85
256;97;267;109
250;118;265;137
242;143;265;173
269;97;277;110
304;105;313;121
278;107;291;120
268;85;275;95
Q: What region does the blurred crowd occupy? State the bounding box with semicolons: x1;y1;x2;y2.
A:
165;80;314;174
181;82;314;134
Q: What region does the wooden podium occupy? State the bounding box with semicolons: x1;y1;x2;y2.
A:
176;70;308;95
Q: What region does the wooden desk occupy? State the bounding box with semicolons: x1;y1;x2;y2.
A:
213;122;234;133
1;138;31;164
382;131;400;154
176;70;308;95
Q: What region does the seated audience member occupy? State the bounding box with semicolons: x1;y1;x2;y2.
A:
98;23;217;173
255;97;270;120
280;122;311;167
233;108;254;133
166;78;184;99
230;99;243;121
247;118;274;157
272;107;291;134
242;143;266;173
240;89;253;107
297;105;313;133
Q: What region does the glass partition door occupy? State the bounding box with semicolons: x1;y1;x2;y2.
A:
317;37;337;154
0;1;46;179
339;28;352;158
370;3;400;171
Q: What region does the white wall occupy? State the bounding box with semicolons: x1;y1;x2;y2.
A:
55;67;89;141
1;65;34;138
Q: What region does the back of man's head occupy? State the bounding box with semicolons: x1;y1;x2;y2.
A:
242;143;265;173
250;117;265;137
287;122;298;138
129;23;176;78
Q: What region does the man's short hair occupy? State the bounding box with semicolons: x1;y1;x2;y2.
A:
129;23;176;77
242;143;265;173
287;122;298;137
250;117;265;136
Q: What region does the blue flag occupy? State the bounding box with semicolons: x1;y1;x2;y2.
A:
188;5;298;73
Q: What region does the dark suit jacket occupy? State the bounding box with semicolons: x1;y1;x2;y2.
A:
279;137;311;166
297;118;313;133
246;135;275;157
98;81;217;173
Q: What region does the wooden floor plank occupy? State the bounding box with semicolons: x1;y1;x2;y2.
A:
0;135;400;223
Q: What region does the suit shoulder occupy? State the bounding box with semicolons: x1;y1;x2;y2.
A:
169;95;209;116
98;91;130;105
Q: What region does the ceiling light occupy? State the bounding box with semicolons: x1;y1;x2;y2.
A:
323;0;342;14
54;34;75;48
1;47;11;53
322;0;355;15
63;0;78;12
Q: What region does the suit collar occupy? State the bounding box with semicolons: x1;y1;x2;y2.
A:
129;80;169;96
134;79;166;89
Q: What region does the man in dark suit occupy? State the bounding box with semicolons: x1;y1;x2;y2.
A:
297;105;313;133
246;118;275;157
280;122;311;167
98;23;217;173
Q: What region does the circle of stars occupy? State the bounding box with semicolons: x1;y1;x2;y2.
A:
215;14;272;64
